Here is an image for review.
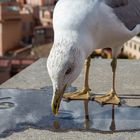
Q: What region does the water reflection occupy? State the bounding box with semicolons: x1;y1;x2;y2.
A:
110;105;116;132
84;100;90;129
83;102;116;132
0;87;139;138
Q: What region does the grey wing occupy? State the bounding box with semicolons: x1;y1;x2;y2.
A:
105;0;128;8
104;0;140;30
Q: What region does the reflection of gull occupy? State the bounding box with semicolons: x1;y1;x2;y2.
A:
110;105;116;132
47;0;140;114
84;103;116;132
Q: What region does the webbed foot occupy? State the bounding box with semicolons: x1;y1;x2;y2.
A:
94;89;120;105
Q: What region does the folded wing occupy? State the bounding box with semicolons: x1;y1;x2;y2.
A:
105;0;140;30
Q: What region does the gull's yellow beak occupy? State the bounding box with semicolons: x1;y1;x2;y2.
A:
51;87;65;115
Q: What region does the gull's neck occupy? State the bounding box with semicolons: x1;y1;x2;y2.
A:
54;30;93;59
54;30;79;43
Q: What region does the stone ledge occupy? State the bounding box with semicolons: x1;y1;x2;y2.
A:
0;58;140;140
1;58;140;93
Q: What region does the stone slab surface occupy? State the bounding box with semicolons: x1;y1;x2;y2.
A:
0;58;140;140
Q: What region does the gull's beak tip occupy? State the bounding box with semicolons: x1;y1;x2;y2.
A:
51;103;59;116
51;86;66;115
51;93;61;116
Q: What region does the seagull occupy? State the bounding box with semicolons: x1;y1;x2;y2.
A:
47;0;140;115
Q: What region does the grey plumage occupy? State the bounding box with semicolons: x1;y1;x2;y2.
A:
105;0;140;30
105;0;128;8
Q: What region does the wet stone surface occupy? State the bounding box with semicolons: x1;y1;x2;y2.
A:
0;86;139;138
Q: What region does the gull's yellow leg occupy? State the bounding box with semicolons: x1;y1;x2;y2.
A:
94;58;121;105
63;56;91;100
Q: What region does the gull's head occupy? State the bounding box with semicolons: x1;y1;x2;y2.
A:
47;41;85;115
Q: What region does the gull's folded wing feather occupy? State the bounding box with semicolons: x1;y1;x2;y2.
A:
105;0;128;8
105;0;140;30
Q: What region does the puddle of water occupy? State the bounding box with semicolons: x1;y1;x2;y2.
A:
0;86;139;137
0;102;14;110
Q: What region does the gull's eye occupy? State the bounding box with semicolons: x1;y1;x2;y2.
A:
65;67;72;75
